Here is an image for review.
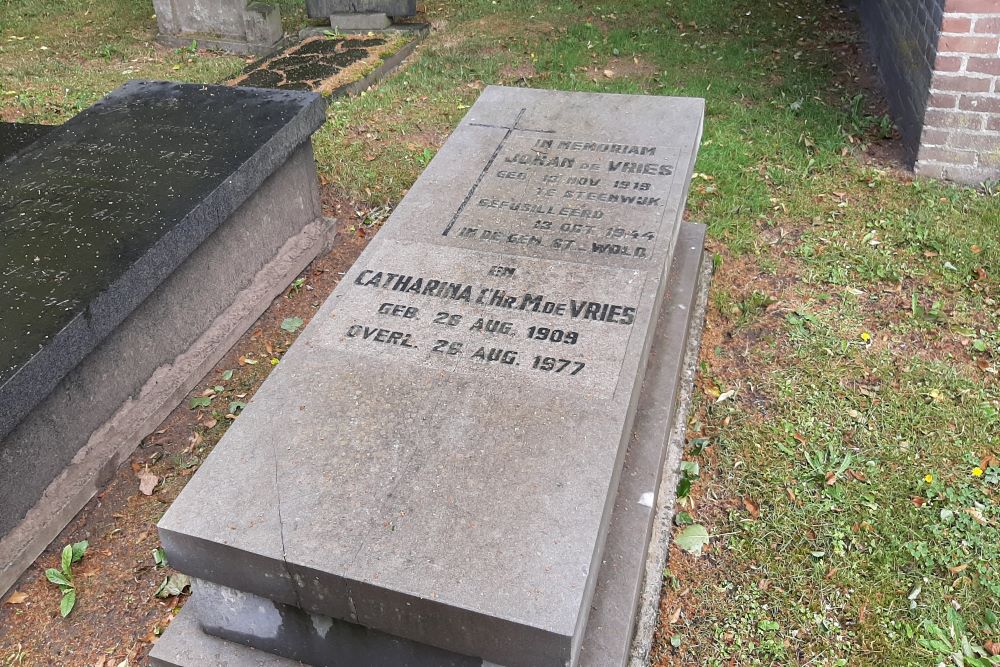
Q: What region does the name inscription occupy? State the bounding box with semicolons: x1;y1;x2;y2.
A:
330;242;646;397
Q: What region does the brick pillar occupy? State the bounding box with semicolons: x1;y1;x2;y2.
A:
916;0;1000;185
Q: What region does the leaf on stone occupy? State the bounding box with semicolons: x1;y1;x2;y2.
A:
138;468;159;496
675;524;710;556
154;573;191;599
5;591;28;604
60;588;77;617
280;316;304;333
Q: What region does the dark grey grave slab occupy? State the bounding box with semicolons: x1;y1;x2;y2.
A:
150;222;709;667
0;81;325;445
0;123;53;163
1;82;331;597
154;0;283;55
158;86;703;667
306;0;416;19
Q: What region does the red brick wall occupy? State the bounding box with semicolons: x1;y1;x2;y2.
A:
857;0;944;160
858;0;1000;186
916;0;1000;184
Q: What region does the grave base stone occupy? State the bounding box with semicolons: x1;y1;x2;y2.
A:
329;12;391;30
155;86;704;667
306;0;415;19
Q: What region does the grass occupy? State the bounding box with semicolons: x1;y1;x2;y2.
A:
1;0;998;664
0;0;306;122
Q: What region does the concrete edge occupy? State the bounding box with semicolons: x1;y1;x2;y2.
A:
0;216;335;598
156;33;283;57
628;245;713;666
298;22;430;39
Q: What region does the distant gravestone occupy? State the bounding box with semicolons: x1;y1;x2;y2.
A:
153;86;704;667
153;0;283;55
305;0;416;22
0;81;330;597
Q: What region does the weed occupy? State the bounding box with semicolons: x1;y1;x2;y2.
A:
44;541;88;617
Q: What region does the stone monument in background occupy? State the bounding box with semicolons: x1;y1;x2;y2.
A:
153;0;283;55
306;0;417;31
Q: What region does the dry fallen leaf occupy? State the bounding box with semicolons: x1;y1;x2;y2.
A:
602;69;614;78
965;507;987;525
203;418;218;429
138;468;159;496
948;563;969;574
911;496;925;507
742;497;760;518
985;640;1000;656
668;607;681;624
5;591;28;604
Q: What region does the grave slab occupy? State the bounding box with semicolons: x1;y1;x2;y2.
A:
0;80;325;444
151;222;708;667
0;123;53;163
158;87;703;667
1;81;329;596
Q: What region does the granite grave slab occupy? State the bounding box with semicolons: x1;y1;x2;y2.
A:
0;123;53;163
1;81;330;596
157;86;703;667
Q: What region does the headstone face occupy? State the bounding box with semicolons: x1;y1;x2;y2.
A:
305;0;416;19
159;86;703;667
0;81;326;443
153;0;282;55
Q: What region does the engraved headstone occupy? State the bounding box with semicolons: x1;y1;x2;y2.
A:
155;86;704;667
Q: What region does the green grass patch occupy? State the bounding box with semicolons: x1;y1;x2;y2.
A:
1;0;998;664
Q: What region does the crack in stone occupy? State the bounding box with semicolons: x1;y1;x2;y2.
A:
272;436;307;613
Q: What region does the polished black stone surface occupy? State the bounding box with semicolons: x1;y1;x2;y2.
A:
0;81;326;439
0;123;53;163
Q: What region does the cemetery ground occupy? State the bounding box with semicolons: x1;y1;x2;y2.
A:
0;0;998;665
